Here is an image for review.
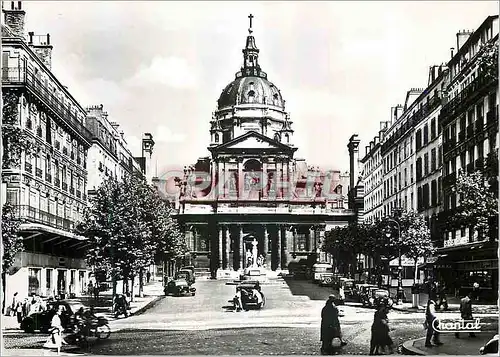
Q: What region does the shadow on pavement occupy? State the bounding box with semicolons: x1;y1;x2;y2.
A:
282;277;334;301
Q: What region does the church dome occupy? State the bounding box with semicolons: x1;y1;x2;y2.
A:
217;76;284;110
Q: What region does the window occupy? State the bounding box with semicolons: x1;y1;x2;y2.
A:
437;177;442;204
28;268;41;296
438;145;442;168
404;168;408;186
430;118;436;140
431;148;436;172
423;124;429;145
214;133;219;143
431;180;437;206
417;186;423;211
416;158;422;180
410;164;414;183
423;183;430;208
416;129;422;150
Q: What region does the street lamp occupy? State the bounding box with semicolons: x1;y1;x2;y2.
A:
385;218;404;305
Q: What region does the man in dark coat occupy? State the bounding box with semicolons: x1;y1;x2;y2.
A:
425;300;443;347
321;295;347;354
455;292;476;338
370;305;394;355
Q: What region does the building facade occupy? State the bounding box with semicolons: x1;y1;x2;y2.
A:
85;104;143;196
155;21;355;277
2;1;92;303
438;15;498;299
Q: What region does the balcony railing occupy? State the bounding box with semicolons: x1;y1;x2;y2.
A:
35;168;43;178
62;182;68;191
2;67;93;143
440;72;496;124
24;162;32;173
45;173;52;183
14;205;74;231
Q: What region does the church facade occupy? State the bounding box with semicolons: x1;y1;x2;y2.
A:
155;19;356;276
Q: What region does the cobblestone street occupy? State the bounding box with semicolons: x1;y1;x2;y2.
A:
4;278;497;355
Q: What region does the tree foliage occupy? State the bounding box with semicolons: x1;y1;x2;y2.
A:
478;39;499;81
76;173;186;290
2;202;24;272
2;92;34;169
450;169;498;236
322;211;434;281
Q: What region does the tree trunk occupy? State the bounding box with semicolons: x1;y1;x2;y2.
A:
413;259;419;285
139;269;144;298
2;272;6;315
130;275;135;302
112;275;117;306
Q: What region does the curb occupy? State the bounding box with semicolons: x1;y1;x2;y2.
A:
401;338;426;355
130;295;165;316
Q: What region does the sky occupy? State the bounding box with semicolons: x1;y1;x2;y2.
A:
18;1;499;179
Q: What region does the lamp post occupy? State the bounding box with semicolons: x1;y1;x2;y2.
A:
385;218;403;305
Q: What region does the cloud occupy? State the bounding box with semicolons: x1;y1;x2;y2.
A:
126;56;198;89
155;125;186;144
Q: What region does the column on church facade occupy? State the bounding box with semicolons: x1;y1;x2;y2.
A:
223;159;228;198
218;225;223;269
276;225;282;270
278;159;283;198
239;225;244;270
211;160;217;198
282;159;289;198
225;226;232;270
262;158;268;198
237;159;243;200
285;226;293;265
310;226;317;252
217;159;224;199
263;224;269;267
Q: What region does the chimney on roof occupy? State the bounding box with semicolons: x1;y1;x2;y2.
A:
456;29;473;52
3;1;25;39
29;33;53;70
450;47;455;59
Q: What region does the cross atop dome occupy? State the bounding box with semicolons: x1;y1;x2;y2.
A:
248;13;254;34
240;14;264;78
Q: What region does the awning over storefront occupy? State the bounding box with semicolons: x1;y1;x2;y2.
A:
19;223;89;253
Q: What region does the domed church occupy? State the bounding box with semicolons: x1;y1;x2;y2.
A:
156;15;356;278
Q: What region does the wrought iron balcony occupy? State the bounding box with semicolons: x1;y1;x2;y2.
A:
14;205;74;231
2;67;93;144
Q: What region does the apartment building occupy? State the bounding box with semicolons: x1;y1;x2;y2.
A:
437;15;498;299
85;104;143;196
2;2;92;303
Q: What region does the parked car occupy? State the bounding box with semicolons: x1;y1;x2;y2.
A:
361;287;380;307
164;279;196;297
340;278;356;301
312;262;333;283
21;300;84;333
354;283;378;303
181;266;196;282
480;334;498;356
237;281;266;310
288;259;312;279
175;269;195;285
362;288;393;308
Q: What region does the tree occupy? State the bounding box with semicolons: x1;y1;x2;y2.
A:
477;39;499;81
1;202;24;314
397;211;434;284
2;92;34;169
450;170;498;240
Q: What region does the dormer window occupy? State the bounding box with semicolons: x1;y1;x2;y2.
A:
248;90;255;103
214;133;219;143
273;93;279;106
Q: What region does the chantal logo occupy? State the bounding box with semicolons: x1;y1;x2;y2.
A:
432;318;482;333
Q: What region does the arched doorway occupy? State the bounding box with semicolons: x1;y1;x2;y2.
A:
243;159;262;200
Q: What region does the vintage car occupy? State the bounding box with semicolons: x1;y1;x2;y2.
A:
480;334;498;356
20;300;84;333
340;278;356;301
362;288;393;308
235;281;266;310
164;278;196;297
354;283;378;303
312;263;333;283
175;269;195;285
180;266;196;282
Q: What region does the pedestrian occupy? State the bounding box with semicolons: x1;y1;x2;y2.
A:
43;305;68;355
472;282;480;301
455;292;476;339
320;294;347;355
9;292;19;316
424;300;443;347
428;280;438;302
370;304;394;355
147;270;151;283
233;286;243;312
436;282;448;310
16;300;23;325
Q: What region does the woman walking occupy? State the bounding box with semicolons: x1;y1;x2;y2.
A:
320;295;347;355
44;305;68;355
370;304;394;355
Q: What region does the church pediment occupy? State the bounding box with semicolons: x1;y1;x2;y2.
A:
209;131;296;153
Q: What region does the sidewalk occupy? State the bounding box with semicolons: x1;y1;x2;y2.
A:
2;347;85;356
402;332;495;355
2;281;164;331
